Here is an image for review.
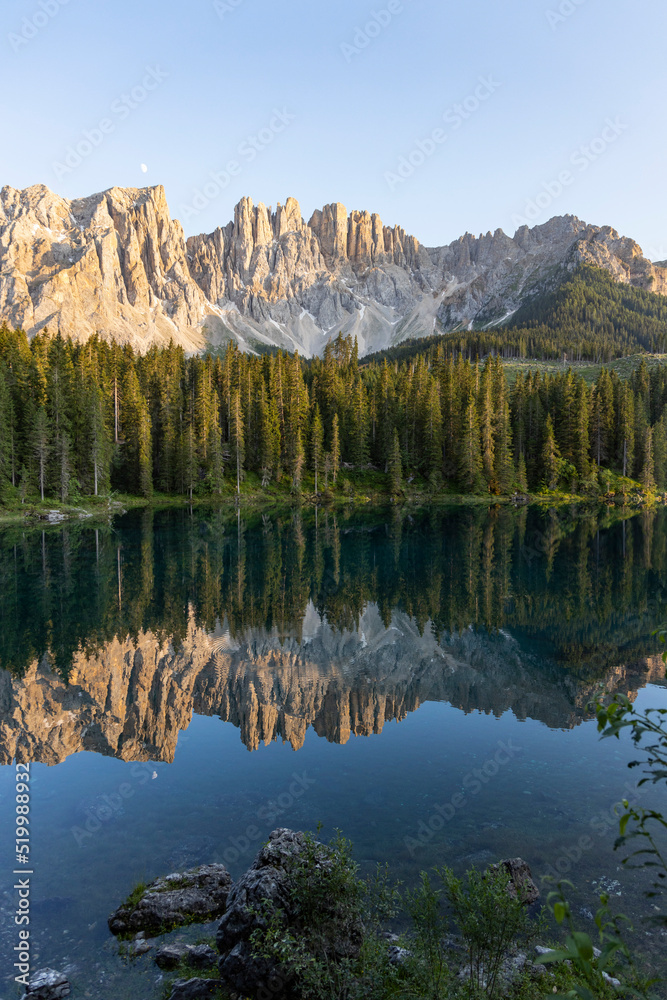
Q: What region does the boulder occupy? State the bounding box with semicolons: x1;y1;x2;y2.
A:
155;943;191;969
155;942;218;970
108;864;232;936
21;968;70;1000
168;979;225;1000
186;944;218;969
216;828;364;999
488;858;539;905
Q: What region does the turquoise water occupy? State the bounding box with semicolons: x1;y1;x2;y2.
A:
0;505;666;997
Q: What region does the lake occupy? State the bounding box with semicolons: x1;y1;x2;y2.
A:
1;503;666;998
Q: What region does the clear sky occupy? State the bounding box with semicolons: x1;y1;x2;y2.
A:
2;0;665;257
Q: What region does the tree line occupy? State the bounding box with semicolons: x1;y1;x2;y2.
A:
0;324;666;502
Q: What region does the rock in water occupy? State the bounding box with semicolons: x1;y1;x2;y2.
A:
155;943;191;969
108;864;232;936
21;968;70;999
216;828;364;999
168;979;225;1000
489;858;540;904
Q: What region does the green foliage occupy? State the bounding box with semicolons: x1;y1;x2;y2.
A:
2;322;667;503
596;659;667;925
123;881;147;909
250;831;402;1000
535;882;643;999
437;865;537;999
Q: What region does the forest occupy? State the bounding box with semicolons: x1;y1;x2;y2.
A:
364;266;667;365
0;319;666;503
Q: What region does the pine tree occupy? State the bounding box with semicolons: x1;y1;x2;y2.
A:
639;424;655;490
479;360;495;488
617;382;635;478
388;428;402;494
311;404;324;493
32;406;50;501
492;356;514;493
330;413;340;485
591;368;615;467
540;415;561;489
653;415;667;490
230;390;245;496
458;397;483;492
291;429;305;493
516;452;528;493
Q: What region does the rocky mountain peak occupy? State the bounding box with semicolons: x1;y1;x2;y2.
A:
1;183;665;356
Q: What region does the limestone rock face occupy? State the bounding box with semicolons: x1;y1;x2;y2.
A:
0;184;207;352
1;183;665;357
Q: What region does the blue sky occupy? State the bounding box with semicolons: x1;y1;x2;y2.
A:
2;0;665;256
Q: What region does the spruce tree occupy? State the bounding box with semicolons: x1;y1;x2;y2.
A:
388;428;402;494
331;413;340;485
541;414;561;489
311;404;324;493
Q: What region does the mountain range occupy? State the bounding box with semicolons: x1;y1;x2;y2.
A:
3;603;664;765
1;182;666;357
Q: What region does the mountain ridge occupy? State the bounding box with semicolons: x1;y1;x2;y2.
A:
1;182;666;357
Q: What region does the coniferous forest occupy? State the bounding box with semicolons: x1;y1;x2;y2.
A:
1;320;667;504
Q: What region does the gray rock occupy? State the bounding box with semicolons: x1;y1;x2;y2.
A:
216;828;363;999
108;864;232;936
155;943;191;969
21;968;70;999
168;979;225;1000
130;938;153;956
388;945;412;966
186;944;218;969
488;858;540;905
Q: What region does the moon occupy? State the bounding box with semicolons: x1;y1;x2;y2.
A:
140;163;148;173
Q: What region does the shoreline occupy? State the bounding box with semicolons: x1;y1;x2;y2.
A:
1;486;665;528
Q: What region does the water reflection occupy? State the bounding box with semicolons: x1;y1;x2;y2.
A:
1;505;666;765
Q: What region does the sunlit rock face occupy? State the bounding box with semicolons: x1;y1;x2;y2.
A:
2;184;665;356
1;601;664;766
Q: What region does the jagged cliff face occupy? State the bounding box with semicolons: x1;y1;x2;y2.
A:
1;183;666;356
0;184;207;352
2;602;664;766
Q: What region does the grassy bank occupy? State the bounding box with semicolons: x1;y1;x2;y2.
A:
1;466;666;527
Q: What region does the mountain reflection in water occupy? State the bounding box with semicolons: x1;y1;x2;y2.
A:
1;504;666;765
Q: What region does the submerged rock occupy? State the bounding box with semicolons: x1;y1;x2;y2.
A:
168;979;225;1000
21;968;70;999
108;864;232;936
216;828;363;999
